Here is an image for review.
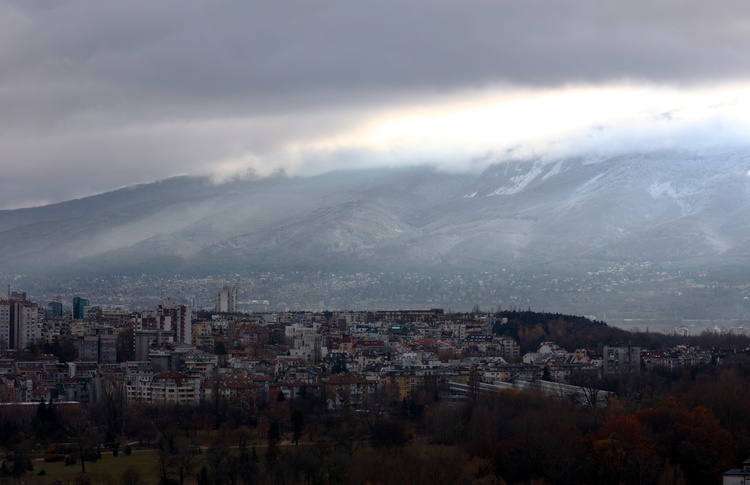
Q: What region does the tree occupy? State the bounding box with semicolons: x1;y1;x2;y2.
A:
33;399;59;440
210;370;226;429
268;421;281;445
570;368;605;410
0;450;33;483
637;398;734;484
204;445;230;485
155;436;174;485
214;342;228;367
233;433;257;485
369;416;409;454
468;364;480;402
46;336;77;362
171;437;198;485
99;379;127;442
120;467;145;485
542;366;551;381
61;407;100;475
593;414;659;485
196;466;210;485
291;408;305;445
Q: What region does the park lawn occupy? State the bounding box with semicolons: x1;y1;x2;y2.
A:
27;450;164;485
22;440;315;485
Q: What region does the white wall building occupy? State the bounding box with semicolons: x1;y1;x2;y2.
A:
0;301;41;350
215;286;237;313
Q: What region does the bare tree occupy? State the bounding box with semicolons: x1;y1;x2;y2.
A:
570;369;605;410
100;378;128;441
171;436;199;485
62;406;101;475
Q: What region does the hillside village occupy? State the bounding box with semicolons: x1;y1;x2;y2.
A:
0;286;724;408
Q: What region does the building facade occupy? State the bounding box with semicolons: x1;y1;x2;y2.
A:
602;345;641;377
72;296;90;320
215;286;237;313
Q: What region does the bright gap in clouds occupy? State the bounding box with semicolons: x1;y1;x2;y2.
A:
218;82;750;181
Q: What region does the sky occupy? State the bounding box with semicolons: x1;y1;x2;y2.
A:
3;1;750;209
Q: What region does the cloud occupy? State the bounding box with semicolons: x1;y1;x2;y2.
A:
2;1;750;208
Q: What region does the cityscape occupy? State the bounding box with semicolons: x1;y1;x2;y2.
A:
4;1;750;484
18;262;750;333
0;281;749;483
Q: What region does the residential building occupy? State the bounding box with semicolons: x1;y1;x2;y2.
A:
215;286;237;313
602;344;641;377
77;326;117;363
135;298;192;345
0;300;42;350
723;459;750;484
149;372;201;405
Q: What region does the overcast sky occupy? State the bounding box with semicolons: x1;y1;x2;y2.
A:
3;1;750;208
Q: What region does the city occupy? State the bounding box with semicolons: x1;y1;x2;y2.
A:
0;283;748;483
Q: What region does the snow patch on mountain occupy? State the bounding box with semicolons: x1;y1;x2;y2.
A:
648;181;678;200
581;156;608;165
542;160;567;180
575;173;604;194
488;164;543;196
648;181;698;215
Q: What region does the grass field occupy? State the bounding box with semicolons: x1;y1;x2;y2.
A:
25;450;165;485
14;433;313;485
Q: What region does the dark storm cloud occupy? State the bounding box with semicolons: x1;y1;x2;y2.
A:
7;2;750;96
1;0;750;208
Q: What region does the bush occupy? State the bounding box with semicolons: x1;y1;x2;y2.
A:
120;467;144;485
37;468;47;476
44;454;66;463
123;444;132;456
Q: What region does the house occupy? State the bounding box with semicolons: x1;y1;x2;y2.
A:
723;459;750;484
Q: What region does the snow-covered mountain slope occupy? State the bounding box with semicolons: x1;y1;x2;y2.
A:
1;149;750;278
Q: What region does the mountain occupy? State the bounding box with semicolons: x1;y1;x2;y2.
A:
2;149;750;278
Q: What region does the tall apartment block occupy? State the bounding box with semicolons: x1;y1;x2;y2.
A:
135;298;192;345
602;344;641;377
0;300;42;350
215;286;237;313
78;326;117;363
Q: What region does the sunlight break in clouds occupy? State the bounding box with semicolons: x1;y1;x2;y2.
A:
214;82;750;180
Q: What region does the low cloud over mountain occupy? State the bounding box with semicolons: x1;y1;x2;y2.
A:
2;149;750;281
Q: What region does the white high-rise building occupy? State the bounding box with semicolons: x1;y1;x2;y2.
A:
0;303;10;349
215;286;237;313
0;300;41;350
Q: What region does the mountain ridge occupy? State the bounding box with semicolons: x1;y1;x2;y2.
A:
2;149;750;281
